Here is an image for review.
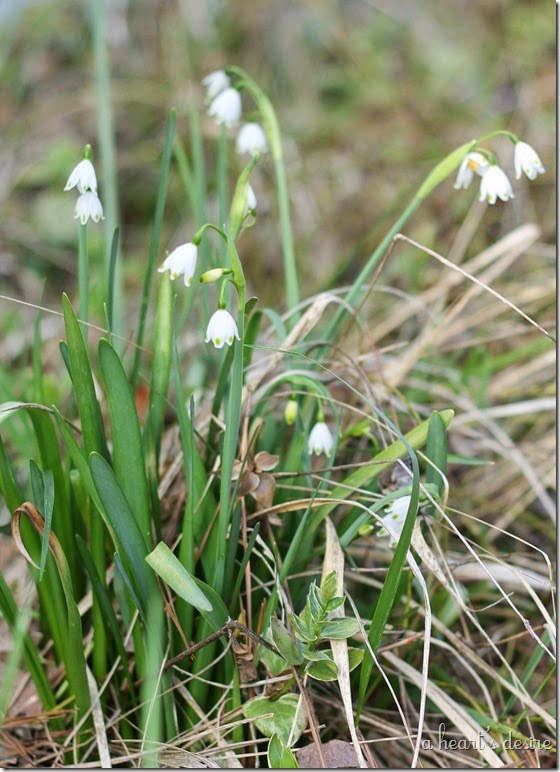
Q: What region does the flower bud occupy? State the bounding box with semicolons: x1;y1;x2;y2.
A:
200;268;231;284
284;398;298;426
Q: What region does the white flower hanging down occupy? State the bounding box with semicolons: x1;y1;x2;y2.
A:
74;192;104;224
205;309;240;349
245;184;257;213
158;243;198;286
236;122;268;156
514;141;545;181
478;164;514;204
377;494;417;546
453;152;489;190
65;158;98;194
202;69;230;102
308;422;334;457
207;87;242;128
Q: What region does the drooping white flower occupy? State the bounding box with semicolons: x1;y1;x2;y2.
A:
236;122;268;156
74;192;104;224
202;69;230;102
205;309;240;348
478;164;514;204
453;152;489;190
377;494;416;546
308;422;334;456
514;141;545;181
65;159;98;194
245;184;257;213
207;87;242;128
158;242;198;286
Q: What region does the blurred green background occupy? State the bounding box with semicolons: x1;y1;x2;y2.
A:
0;0;555;326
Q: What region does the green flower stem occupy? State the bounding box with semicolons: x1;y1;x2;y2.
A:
323;138;479;342
193;222;247;594
226;66;299;314
78;223;89;340
90;0;123;338
132;109;176;388
217;124;229;231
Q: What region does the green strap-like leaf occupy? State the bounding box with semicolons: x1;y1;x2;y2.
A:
98;338;151;547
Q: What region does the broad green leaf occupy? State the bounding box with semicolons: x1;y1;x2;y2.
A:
306;659;339;681
268;733;299;768
148;271;173;461
321;571;338;603
242;693;306;745
146;542;212;611
348;647;365;672
62;294;108;459
146;542;229;631
89;452;157;604
301;647;332;663
308;583;323;621
271;616;303;666
320;618;360;640
289;613;316;644
325;596;345;614
98;338;151;546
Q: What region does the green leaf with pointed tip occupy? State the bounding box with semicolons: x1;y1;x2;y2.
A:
62;294;108;459
271;616;303;666
321;571;338;603
319;618;360;640
306;658;339;681
348;647;365;672
146;542;229;631
98;338;151;547
89;452;156;604
289;613;316;644
242;694;306;745
268;734;299;768
325;596;345;613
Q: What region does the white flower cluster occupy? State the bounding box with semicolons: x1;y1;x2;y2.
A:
64;158;104;224
454;140;544;205
203;70;268;189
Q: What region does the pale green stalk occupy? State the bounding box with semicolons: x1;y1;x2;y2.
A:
226;66;299;313
323;138;478;342
90;0;123;338
78;223;89;341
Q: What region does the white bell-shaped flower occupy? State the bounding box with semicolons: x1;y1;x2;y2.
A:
453;152;489;190
74;192;104;224
478;164;514;204
308;422;334;456
514;141;545;181
65;159;98;194
377;494;416;546
205;309;240;348
207;87;242;128
202;69;230;102
236;122;268;156
246;184;257;213
158;243;198;286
